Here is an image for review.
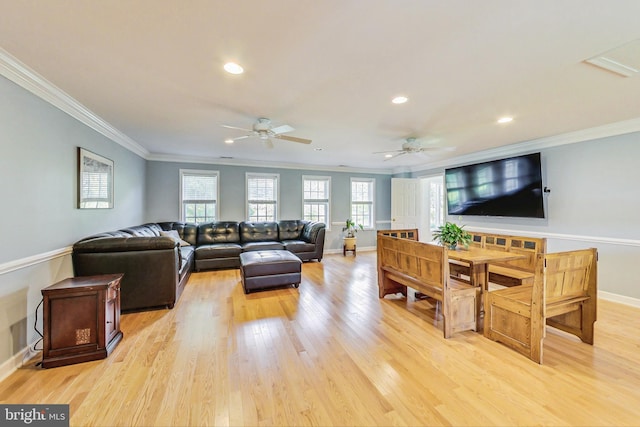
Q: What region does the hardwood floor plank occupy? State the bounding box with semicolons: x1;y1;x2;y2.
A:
2;252;640;426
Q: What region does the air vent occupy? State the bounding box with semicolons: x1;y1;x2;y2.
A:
584;39;640;77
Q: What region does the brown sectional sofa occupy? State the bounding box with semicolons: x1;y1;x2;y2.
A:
72;220;325;312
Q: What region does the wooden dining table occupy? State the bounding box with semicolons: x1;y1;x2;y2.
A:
448;247;527;290
447;247;527;328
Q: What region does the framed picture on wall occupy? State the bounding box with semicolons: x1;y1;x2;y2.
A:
78;148;114;209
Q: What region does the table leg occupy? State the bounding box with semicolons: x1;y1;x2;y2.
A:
468;262;489;331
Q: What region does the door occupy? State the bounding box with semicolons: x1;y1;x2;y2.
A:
391;178;421;230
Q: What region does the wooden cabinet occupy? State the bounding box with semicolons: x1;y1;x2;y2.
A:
41;274;123;368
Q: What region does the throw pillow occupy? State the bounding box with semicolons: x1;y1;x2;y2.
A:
160;230;191;247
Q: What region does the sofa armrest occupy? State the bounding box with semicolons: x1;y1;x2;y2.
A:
73;236;178;253
302;222;326;243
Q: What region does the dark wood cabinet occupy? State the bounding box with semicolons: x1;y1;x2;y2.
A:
41;274;123;368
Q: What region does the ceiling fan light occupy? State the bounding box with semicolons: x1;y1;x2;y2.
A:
223;62;244;74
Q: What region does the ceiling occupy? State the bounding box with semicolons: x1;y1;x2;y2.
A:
2;0;640;172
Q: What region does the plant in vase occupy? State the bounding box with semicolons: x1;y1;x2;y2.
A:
342;219;364;238
432;221;471;250
342;219;364;253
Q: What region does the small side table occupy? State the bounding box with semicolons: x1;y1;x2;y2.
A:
41;274;124;368
343;244;356;256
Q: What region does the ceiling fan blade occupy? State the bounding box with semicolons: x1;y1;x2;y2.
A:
373;149;403;154
419;146;456;152
232;135;251;141
270;124;295;134
275;134;312;144
384;152;407;161
222;124;253;132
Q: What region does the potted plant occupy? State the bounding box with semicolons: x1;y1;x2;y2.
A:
342;219;364;253
432;221;471;250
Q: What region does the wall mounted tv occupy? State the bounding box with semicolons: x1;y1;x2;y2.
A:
445;152;545;218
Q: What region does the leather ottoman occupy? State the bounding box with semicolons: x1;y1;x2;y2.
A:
239;250;302;294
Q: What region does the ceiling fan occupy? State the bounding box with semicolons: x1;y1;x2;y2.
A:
373;137;454;160
222;117;312;149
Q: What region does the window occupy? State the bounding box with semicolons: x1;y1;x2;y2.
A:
180;170;218;224
423;175;445;231
303;176;330;225
350;178;374;228
247;173;279;222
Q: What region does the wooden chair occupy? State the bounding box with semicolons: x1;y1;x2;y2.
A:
484;248;597;364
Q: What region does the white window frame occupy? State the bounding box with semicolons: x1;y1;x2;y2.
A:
421;174;445;238
302;175;331;228
179;169;219;224
246;172;279;222
350;177;375;230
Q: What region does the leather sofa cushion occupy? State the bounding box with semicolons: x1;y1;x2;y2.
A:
241;222;279;243
302;222;323;242
198;222;240;245
122;223;163;237
278;220;306;240
283;240;316;253
179;245;195;275
195;243;242;259
242;241;285;252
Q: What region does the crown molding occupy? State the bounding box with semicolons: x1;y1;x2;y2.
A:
0;47;149;158
147;152;395;175
410;117;640;174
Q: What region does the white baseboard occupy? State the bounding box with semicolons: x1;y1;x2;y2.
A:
0;343;41;383
598;291;640;308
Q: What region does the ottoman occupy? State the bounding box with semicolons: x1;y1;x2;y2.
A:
240;250;302;294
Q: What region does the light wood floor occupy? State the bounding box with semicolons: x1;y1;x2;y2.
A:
2;252;640;426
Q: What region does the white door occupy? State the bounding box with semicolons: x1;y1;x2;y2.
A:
391;178;421;230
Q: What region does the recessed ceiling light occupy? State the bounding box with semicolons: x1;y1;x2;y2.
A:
384;154;393;158
392;96;408;104
224;138;234;144
223;62;244;75
497;117;513;124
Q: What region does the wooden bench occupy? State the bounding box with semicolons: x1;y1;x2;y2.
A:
377;233;479;338
449;232;547;288
377;228;419;241
484;248;597;364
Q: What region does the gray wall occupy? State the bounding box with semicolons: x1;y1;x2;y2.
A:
0;76;147;262
0;75;146;368
146;161;392;249
413;132;640;300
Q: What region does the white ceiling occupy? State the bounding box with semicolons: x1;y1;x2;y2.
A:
2;0;640;172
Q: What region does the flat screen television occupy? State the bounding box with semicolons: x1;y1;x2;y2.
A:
445;152;545;218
